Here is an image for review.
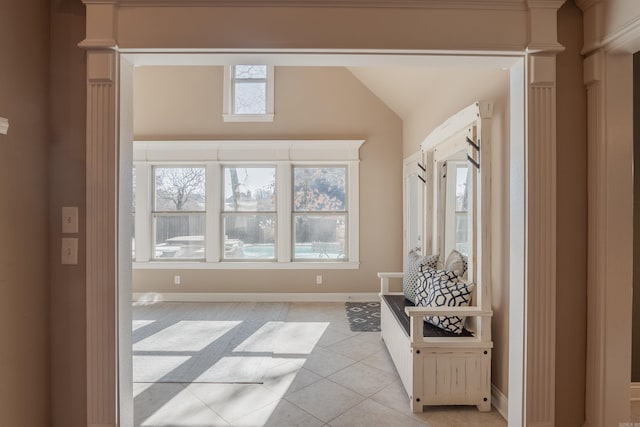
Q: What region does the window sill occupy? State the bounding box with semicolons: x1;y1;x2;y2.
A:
222;114;274;123
132;261;360;270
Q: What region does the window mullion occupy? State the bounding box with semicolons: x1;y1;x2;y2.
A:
278;162;291;262
206;162;220;263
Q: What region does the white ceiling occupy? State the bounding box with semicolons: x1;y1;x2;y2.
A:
347;66;510;120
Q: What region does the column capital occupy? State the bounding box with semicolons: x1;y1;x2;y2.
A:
79;2;118;49
526;0;566;53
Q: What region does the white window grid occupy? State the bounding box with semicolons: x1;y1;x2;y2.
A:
132;140;363;269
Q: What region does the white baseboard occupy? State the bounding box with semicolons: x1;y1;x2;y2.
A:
133;292;380;303
631;382;640;401
491;383;508;420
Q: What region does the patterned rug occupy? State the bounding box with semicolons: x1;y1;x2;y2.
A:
345;302;381;332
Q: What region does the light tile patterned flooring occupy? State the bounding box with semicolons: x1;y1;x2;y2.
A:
133;302;507;427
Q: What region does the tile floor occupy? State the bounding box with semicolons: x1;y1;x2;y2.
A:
133;301;507;427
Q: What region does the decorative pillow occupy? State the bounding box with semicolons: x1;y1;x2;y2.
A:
444;249;468;277
414;267;459;302
414;273;474;334
403;251;439;302
423;253;440;270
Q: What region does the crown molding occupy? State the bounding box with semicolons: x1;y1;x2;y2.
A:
96;0;528;10
526;0;566;9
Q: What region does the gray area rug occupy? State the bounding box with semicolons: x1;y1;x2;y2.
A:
345;302;381;332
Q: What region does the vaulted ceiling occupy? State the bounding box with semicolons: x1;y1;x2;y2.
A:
348;66;510;120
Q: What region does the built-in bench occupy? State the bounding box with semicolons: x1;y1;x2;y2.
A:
378;273;492;413
378;101;495;413
382;294;473;338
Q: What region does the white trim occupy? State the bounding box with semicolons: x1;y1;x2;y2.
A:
132;292;379;303
222;114;274;122
118;57;135;427
222;64;275;122
631;383;640;401
348;160;360;263
421;102;493;152
134;164;151;262
109;0;528;10
133;261;360;269
133;140;365;162
121;50;524;69
508;57;526;427
205;162;220;262
277;162;292;262
492;383;509;419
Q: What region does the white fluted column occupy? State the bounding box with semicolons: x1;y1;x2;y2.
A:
583;50;605;427
526;52;558;427
85;48;118;427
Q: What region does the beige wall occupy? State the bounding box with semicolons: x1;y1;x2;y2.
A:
0;0;50;425
490;100;510;398
604;0;640;37
49;1;88;426
555;2;588;426
133;66;404;293
116;6;528;51
402;70;510;157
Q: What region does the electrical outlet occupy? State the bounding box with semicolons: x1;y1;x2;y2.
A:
174;275;181;285
316;275;323;285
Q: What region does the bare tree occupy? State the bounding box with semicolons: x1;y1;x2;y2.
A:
155;167;205;211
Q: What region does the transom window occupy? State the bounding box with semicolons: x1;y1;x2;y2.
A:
132;140;363;269
223;65;275;122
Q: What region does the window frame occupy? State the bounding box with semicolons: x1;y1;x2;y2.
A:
132;140;363;270
291;165;349;262
222;65;275;122
151;165;207;261
221;164;278;262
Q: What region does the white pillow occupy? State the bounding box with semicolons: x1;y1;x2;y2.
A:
403;251;439;302
444;249;468;277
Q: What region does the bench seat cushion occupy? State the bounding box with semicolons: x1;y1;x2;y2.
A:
382;294;473;338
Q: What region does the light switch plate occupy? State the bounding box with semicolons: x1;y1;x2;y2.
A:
61;238;78;265
62;206;79;234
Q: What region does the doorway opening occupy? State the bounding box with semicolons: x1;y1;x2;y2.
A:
118;50;526;427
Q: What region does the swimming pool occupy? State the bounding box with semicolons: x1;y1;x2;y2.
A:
240;244;343;260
